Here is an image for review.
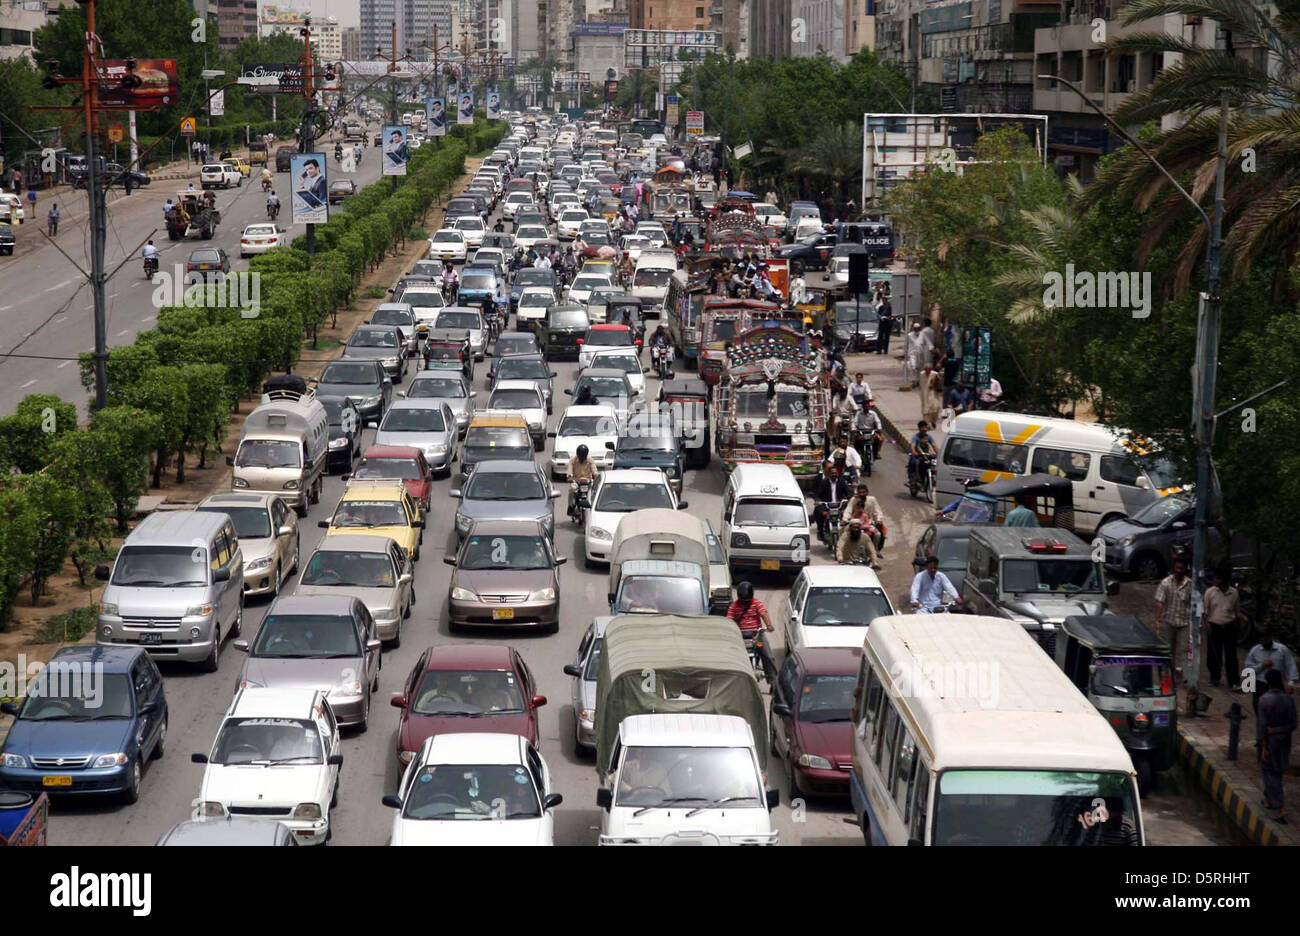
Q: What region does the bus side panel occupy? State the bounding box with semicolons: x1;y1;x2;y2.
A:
849;768;891;846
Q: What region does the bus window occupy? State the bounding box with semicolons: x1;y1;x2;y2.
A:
910;764;931;843
876;704;901;777
892;729;919;818
1031;448;1091;481
943;437;1028;474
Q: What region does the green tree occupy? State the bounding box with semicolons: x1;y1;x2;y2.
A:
46;428;113;584
17;473;79;606
89;406;161;533
0;482;37;627
0;393;78;474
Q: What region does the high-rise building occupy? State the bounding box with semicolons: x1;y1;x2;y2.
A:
342;26;361;59
627;0;698;30
790;0;846;59
361;0;402;59
749;0;792;59
710;0;749;56
844;0;874;56
216;0;258;51
0;0;55;60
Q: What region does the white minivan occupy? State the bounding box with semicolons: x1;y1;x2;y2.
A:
720;463;811;576
631;250;678;315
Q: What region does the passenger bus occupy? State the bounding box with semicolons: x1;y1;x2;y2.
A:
664;269;705;367
935;411;1187;534
849;614;1144;846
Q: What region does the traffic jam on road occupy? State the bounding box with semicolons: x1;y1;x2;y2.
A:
0;107;1225;850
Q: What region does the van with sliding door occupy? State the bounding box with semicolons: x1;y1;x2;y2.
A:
720;464;811;577
935;411;1188;535
849;614;1144;846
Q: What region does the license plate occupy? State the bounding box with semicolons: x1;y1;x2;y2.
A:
761;559;780;571
492;608;515;620
43;775;72;787
139;632;163;645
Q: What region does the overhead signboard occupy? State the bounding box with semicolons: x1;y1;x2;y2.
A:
665;94;679;126
685;110;704;136
624;29;719;68
240;62;304;93
97;59;179;107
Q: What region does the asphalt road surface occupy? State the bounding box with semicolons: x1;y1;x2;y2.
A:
37;194;1227;846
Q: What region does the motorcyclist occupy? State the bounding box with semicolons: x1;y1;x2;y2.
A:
260;167;273;190
908;420;938;487
842;482;885;549
812;460;851;544
334;141;343;161
142;239;159;275
836;516;881;569
726;581;775;681
266;189;280;218
617;251;634;284
853;398;884;461
567;443;599;517
441;261;459;303
910;555;960;611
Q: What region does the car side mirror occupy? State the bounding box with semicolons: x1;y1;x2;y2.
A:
605;441;615;450
596;787;612;810
382;794;402;809
442;556;457;566
766;788;780;810
366;420;379;429
676;501;688;510
278;525;294;537
328;754;344;766
94;564;111;581
1106;580;1120;596
532;694;548;708
411;519;424;529
233;639;249;653
225;456;235;467
564;388;573;395
0;701;18;716
318;520;330;529
555;556;567;565
563;663;582;678
390;695;408;709
547;431;557;438
550;491;561;499
450;489;462;498
213;568;231;583
1171;521;1187;530
399;573;414;585
397;391;407;398
772;701;792;717
191;753;208;764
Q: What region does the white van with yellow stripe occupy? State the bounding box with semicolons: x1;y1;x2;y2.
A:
935;412;1187;534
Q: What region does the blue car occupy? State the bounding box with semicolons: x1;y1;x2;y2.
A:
0;645;167;804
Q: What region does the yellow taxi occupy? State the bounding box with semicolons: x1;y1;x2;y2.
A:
319;481;424;559
223;157;252;177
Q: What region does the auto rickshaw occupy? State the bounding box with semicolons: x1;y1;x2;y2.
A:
248;141;268;166
941;473;1076;531
1056;615;1177;794
796;287;832;332
423;327;473;379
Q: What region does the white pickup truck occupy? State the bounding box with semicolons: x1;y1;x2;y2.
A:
200;163;242;190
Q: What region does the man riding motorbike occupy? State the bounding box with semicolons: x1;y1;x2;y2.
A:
617;251;634;287
260;167;273;191
910;555;960;611
842;482;886;553
567;444;599;520
142;240;159;278
836;516;882;569
334;141;343;162
441;261;459;304
908;420;938;491
266;190;280;219
726;581;776;681
853;398;885;466
811;460;851;546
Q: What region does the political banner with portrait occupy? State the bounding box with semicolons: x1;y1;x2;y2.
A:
425;97;447;137
289;153;328;224
486;88;501;120
457;90;475;125
382;125;409;176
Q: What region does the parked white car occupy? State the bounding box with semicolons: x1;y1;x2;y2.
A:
549;403;619;479
429;228;468;263
0;194;26;223
193;687;342;846
384;733;561;846
584;467;680;566
239;223;285;257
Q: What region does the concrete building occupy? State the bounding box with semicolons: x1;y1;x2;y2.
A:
791;0;846;60
260;7;342;59
710;0;749;56
628;0;700;30
0;0;53;60
845;0;874;55
360;0;402;58
217;0;259;51
342;25;361;59
571;19;626;80
749;0;792;59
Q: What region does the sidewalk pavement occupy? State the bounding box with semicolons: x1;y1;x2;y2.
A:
856;339;1293;845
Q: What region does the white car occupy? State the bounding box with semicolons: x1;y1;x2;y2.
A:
471;246;507;270
429;228;468;263
781;565;897;651
589;347;645;400
239;223;285;257
579;219;609;240
489;380;547;450
0;193;25;223
753;202;788;230
200;163;241;189
401;286;448;336
194;687;342;846
502;192;534;220
549;403;619;479
451;215;486;248
619;234;651;263
577;324;638;370
384;733;560;846
557;209;589;239
794;216;824;241
584;467;680;566
515;224;550;252
516;286;557;329
635;223;668;248
567;272;613;306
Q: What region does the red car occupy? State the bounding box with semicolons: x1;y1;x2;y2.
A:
390;645;547;767
770;647;861;798
348;445;432;514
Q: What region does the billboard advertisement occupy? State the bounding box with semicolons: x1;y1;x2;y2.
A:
289;153;328;225
426;97;447;137
97;59;179;107
685;111;704;135
239;62;304;94
486;88;501;120
382;125;409;176
457;91;475;124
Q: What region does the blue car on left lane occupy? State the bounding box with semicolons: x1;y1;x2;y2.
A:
0;645;168;804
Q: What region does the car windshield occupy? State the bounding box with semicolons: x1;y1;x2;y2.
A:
734;498;806;527
460;534;551;570
236;439;301;469
498;358;549;380
110;545;210;588
933;770;1141;845
633;268;673;287
518;227;548;239
252;613;360;657
573;277;609;292
577;377;626;401
563;211;587;221
462;274;494;290
381;407;446;433
797;674;857;723
331;500;408;527
1130;495;1191;527
352;330;399;349
1092;656;1174;698
319;398;353;424
197;505;270;540
211;718;322;765
407;378;466;399
616;576;704;614
437;312;480;331
17;672;132;720
353;457;421;481
520;294;554;309
410;668;526;716
425;343;464;361
595;481;671;512
372;308;412;326
496;336;538;354
465;470;544;500
560;415;616;437
803;587;891;626
402;764;541;820
735;388;812;418
550;309;588;327
615;746;763;809
710;319;738;341
492;386;543;409
1002;558;1101;593
245;225;276;236
433;232;462;244
619;432;674;452
593;353;640;375
300;550;396;588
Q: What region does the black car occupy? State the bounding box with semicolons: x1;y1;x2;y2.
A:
779;231;838;271
312;358;392;422
71;161;150;190
319;396;363;473
538;304;590;361
611;412;685;494
0;224;14;256
493;331;540;358
510;268;560;312
329;179;356;204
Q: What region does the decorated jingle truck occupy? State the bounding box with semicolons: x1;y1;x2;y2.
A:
696;298;784;387
715;323;829;486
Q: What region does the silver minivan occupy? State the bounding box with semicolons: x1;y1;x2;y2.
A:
95;510;245;672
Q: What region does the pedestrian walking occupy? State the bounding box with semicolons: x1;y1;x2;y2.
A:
1243;627;1299;715
1257;667;1296;822
1154;556;1193;687
46;202;59;237
11;167;21;192
903;320;931;388
875;296;894;354
1204;569;1245;688
920;362;943;428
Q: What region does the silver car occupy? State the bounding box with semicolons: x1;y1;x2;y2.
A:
488;380;546;451
196;493;300;598
293;535;414;647
233;594;382;730
401;372;476;437
374;399;458;475
450;459;559;543
434;307;487;360
343;323;407;382
369;303;419;355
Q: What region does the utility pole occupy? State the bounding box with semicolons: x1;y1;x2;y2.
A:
298;16;320;255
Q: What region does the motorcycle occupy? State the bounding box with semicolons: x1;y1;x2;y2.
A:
143;255;159;279
569;480;591;525
266;201;280;220
740;624;772;684
441;281;458;305
651;342;673;380
817;500;846;552
908;454;937;504
261;178;271;192
334;147;343;163
852;429;874;477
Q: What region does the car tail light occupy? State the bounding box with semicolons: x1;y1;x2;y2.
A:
1160;669;1174;696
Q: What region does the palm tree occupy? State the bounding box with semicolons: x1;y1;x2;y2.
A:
1087;0;1300;297
789;121;863;216
992;179;1086;323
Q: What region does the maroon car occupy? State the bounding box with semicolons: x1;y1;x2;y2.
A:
770;647;860;798
391;644;547;767
349;445;432;515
